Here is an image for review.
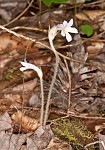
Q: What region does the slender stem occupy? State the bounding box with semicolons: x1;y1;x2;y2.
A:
74;0;77;26
39;0;42;21
40;77;44;125
44;39;59;125
64;59;71;114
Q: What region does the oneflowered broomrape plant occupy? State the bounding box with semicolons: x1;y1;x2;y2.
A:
20;61;44;125
20;19;78;126
44;19;78;125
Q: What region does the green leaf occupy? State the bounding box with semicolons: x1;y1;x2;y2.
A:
42;0;53;6
42;0;69;6
79;24;94;37
53;0;69;4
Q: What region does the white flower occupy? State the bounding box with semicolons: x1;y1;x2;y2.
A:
57;19;78;42
20;61;43;78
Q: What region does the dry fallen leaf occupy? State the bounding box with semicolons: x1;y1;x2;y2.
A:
0;33;18;53
0;112;12;131
28;125;54;149
0;33;39;54
76;10;105;21
4;93;22;103
27;137;38;150
0;99;11;114
11;110;39;132
29;93;41;107
87;42;104;57
12;78;38;93
98;132;105;150
0;131;26;150
45;138;72;150
0;54;12;69
70;34;87;73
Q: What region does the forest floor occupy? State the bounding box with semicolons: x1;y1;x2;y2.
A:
0;0;105;149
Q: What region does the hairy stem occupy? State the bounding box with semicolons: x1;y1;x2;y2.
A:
44;39;59;125
40;77;44;125
39;0;42;20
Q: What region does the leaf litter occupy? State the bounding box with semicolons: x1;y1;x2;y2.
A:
0;0;105;149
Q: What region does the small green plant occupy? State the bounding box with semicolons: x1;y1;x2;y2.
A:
5;67;22;81
53;119;95;148
97;108;105;116
79;24;94;37
5;69;14;80
42;0;69;6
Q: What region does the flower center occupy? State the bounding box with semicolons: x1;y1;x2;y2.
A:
63;28;67;33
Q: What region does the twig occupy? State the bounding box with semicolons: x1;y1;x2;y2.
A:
84;141;105;150
0;24;84;64
0;25;36;42
10;26;47;33
36;41;84;63
101;141;105;150
50;109;105;120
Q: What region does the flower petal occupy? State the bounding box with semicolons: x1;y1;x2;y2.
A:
66;27;78;33
57;19;78;42
63;20;67;27
20;61;43;78
68;19;73;26
66;32;72;42
61;30;66;37
20;61;27;67
57;24;64;30
20;67;26;71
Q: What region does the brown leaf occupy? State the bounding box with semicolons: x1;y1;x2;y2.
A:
27;137;38;150
0;54;12;69
0;33;39;54
0;99;11;114
12;78;38;93
98;132;105;150
95;71;105;84
80;73;96;81
79;66;97;74
30;55;52;66
0;112;12;131
4;93;22;104
76;10;105;21
45;138;72;150
74;101;90;113
70;34;87;73
29;93;41;107
87;42;104;57
0;131;26;150
11;110;39;132
0;33;18;53
28;125;54;149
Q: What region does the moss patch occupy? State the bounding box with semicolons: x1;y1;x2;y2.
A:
52;118;95;149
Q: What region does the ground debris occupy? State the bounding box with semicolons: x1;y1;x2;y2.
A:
0;0;105;149
0;111;53;150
